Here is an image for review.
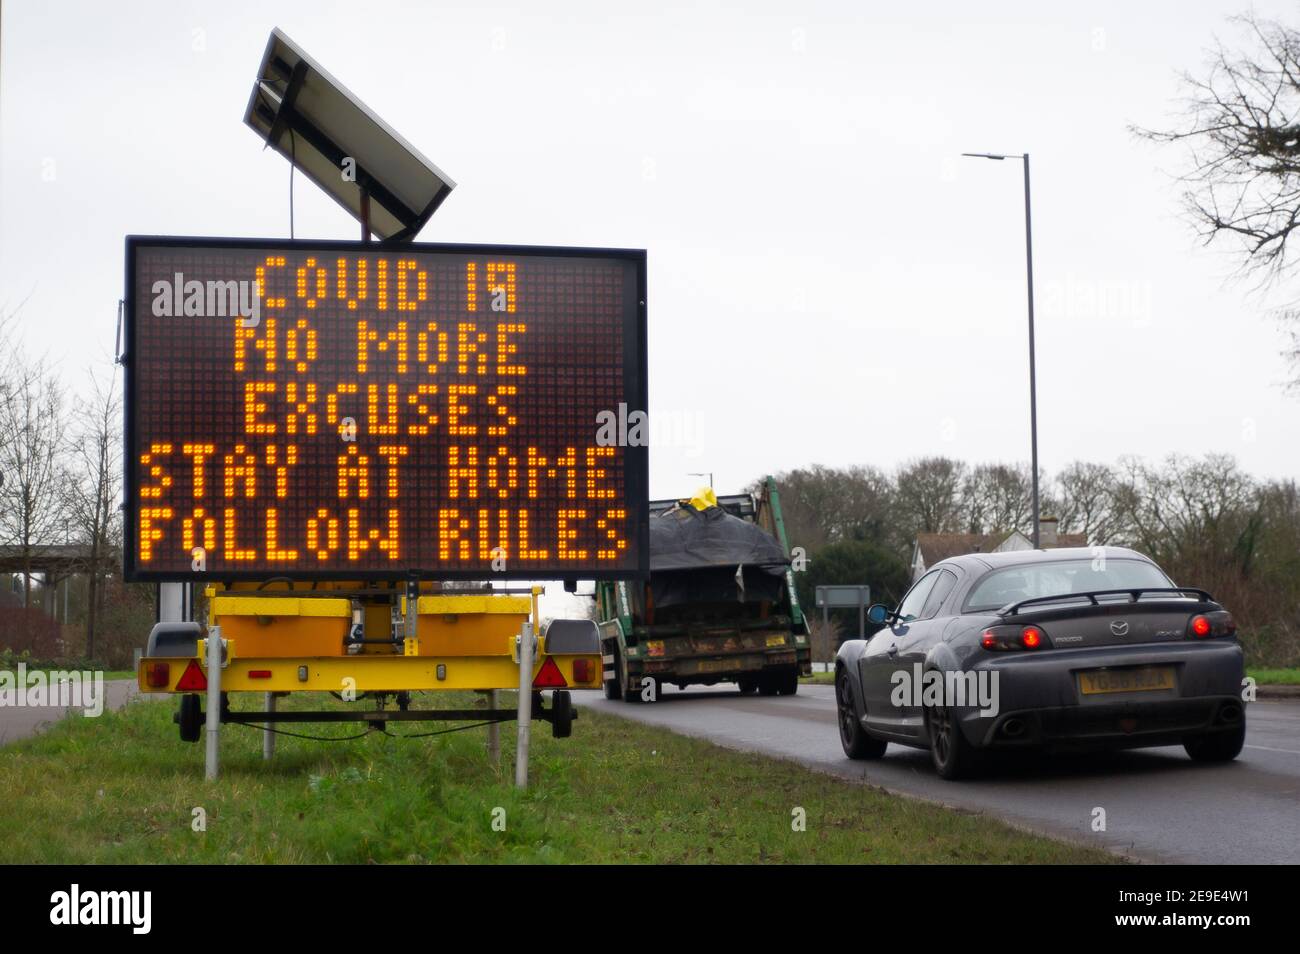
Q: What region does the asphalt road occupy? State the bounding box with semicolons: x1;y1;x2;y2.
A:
575;683;1300;863
0;679;153;745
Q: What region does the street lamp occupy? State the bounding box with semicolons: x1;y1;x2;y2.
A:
961;151;1041;547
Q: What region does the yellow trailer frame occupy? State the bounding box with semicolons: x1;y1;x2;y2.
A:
138;586;602;695
136;582;603;783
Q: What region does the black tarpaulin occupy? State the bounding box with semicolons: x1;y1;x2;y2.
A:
649;504;789;572
643;504;789;611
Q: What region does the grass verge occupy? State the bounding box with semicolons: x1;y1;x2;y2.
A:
1249;667;1300;685
0;690;1116;864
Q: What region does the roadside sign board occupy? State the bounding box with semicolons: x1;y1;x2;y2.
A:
123;236;648;581
815;585;870;609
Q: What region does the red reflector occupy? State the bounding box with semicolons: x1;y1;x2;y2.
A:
532;656;568;688
248;670;272;679
175;659;208;691
1021;626;1043;649
1191;615;1211;637
144;662;170;688
573;659;594;682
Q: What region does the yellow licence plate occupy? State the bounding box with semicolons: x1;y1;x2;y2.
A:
1078;666;1176;695
696;658;745;674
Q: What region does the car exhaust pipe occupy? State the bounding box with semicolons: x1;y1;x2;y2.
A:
1001;717;1026;738
1219;703;1242;724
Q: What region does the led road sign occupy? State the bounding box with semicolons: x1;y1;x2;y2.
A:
123;237;647;581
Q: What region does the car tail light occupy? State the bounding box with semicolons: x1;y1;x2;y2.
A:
143;661;170;688
981;624;1051;652
532;656;568;688
1188;611;1235;639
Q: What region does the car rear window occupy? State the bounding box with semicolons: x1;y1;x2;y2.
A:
964;559;1173;612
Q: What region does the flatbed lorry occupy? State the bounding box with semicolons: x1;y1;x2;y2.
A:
595;476;810;700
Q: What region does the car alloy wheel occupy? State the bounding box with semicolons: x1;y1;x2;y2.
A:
837;669;886;760
925;698;980;780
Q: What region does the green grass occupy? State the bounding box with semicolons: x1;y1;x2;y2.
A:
1249;667;1300;685
801;671;835;685
0;691;1116;864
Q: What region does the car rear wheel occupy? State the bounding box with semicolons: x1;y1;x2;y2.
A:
837;669;886;760
1184;720;1246;762
925;700;981;780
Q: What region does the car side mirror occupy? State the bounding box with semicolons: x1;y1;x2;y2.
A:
866;603;892;625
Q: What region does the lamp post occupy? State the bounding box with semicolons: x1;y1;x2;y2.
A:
961;151;1040;547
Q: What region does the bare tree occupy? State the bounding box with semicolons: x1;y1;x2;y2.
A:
1137;15;1300;279
894;457;967;538
760;463;894;552
67;369;122;660
0;351;69;609
961;462;1033;535
1050;461;1124;544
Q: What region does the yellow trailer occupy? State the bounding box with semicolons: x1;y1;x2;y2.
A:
137;580;603;777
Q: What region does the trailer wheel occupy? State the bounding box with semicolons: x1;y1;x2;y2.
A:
737;678;758;694
776;671;799;696
550;690;574;738
758;675;780;696
176;694;202;743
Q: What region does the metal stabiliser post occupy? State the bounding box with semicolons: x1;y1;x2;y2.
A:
204;626;223;781
515;620;534;788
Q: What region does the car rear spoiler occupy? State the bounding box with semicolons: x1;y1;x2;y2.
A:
998;587;1216;617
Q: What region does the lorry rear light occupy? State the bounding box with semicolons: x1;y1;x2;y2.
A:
248;670;272;679
174;659;208;691
532;656;568;688
144;662;170;688
572;658;594;682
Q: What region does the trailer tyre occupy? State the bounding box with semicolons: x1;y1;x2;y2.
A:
176;693;202;743
550;690;574;738
603;643;622;700
737;678;758;694
776;671;799;696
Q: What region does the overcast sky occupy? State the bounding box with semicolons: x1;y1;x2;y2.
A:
4;1;1299;613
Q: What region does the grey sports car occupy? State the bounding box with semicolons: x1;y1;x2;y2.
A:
835;547;1246;779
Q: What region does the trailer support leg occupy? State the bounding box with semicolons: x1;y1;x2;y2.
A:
262;692;276;761
486;689;500;766
514;621;534;789
204;627;222;781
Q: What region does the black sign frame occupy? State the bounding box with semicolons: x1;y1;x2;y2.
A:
122;235;648;583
